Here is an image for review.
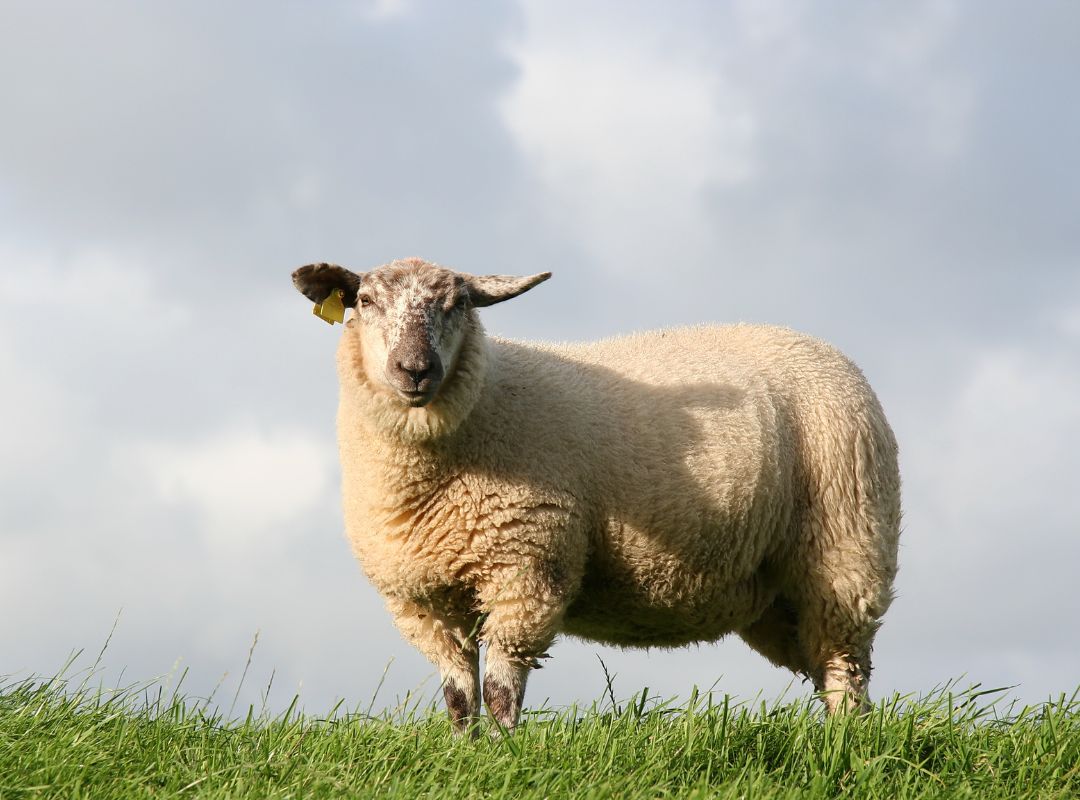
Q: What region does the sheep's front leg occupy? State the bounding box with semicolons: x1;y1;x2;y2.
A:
387;597;481;736
440;641;481;736
479;571;567;733
482;643;533;733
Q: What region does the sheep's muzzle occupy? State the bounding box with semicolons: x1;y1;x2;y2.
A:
386;350;444;407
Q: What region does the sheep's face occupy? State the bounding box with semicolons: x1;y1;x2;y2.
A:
293;258;550;408
354;261;469;407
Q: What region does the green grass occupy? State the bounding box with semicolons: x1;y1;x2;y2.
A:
1;670;1077;799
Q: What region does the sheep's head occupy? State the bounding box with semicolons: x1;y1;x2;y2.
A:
292;258;550;407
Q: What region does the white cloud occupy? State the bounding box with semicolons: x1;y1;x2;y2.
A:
0;241;188;481
885;327;1080;691
354;0;412;22
499;0;976;286
732;0;806;46
289;170;325;211
132;427;338;554
929;344;1080;529
502;44;755;191
0;240;190;333
500;1;756;273
864;2;973;159
0;339;73;483
1056;302;1080;341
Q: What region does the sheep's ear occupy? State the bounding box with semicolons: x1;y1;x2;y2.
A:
463;272;551;307
291;263;364;308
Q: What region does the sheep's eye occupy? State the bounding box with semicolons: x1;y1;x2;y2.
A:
441;294;467;314
358;295;374;308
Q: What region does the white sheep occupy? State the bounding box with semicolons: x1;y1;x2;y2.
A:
292;257;901;732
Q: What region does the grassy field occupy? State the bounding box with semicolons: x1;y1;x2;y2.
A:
1;668;1077;799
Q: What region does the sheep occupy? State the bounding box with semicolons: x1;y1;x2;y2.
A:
292;257;901;733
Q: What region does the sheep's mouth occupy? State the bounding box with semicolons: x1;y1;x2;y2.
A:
398;388;436;407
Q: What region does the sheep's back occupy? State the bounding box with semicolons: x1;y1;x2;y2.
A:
479;324;892;645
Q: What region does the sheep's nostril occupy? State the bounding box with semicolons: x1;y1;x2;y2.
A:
395;354;445;392
398;361;431;386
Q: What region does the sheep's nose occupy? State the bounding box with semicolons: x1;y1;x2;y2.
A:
397;356;434;385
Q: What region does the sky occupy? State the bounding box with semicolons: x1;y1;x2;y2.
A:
1;0;1078;716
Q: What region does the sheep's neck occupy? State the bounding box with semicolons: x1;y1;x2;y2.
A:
340;395;475;550
336;318;489;502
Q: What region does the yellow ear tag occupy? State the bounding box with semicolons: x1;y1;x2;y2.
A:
313;289;345;325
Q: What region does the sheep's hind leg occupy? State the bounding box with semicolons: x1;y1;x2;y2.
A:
806;424;899;714
797;595;879;714
739;592;874;713
809;641;873;715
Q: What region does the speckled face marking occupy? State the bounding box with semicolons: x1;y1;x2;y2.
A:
356;258;470;407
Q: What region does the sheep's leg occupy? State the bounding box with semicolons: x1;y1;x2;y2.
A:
442;642;482;735
799;628;874;714
386;597;481;735
795;587;881;714
822;423;899;713
479;573;567;733
796;431;899;714
739;591;873;713
482;646;532;733
818;648;873;715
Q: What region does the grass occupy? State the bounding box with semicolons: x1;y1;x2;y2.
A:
1;667;1077;799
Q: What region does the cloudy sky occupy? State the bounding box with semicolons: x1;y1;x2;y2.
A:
2;0;1078;716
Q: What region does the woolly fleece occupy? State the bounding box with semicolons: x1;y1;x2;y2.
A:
303;259;901;728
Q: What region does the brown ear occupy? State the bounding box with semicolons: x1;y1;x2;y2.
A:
291;263;364;308
464;272;551;308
